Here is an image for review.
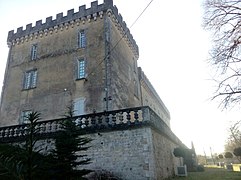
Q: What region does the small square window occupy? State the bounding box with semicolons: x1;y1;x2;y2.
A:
77;59;86;79
23;70;37;89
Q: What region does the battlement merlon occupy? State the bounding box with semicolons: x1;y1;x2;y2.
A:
7;0;139;57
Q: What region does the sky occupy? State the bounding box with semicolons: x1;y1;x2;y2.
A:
0;0;240;155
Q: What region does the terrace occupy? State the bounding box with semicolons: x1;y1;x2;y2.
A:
0;106;181;145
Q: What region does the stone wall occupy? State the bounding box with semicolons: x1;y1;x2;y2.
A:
0;17;107;126
108;16;141;110
139;68;170;127
81;127;180;180
0;0;141;126
0;106;183;180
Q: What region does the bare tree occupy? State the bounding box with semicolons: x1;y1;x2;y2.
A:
225;120;241;152
203;0;241;108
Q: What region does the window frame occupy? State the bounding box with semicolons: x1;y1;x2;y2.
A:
77;58;86;79
31;44;38;60
78;30;86;48
23;69;37;90
73;98;85;116
20;110;32;124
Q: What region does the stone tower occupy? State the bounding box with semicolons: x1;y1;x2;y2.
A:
0;0;170;127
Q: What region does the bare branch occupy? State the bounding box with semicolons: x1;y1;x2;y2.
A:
203;0;241;109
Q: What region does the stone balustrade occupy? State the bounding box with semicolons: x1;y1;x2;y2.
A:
0;106;181;145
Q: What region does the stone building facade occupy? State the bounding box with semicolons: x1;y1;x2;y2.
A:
0;1;184;179
0;0;170;127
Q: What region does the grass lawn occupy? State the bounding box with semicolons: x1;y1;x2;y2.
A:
169;167;241;180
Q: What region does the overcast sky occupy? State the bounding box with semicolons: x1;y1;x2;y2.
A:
1;0;240;155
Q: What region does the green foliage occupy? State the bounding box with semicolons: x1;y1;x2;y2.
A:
224;152;233;159
52;105;92;179
173;147;196;172
173;147;185;158
196;165;205;172
218;154;224;159
233;147;241;156
0;112;42;180
0;144;26;180
171;167;241;180
0;112;58;179
25;112;41;180
0;143;60;179
0;108;92;179
233;147;241;162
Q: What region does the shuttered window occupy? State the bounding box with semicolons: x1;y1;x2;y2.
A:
23;70;37;89
20;110;32;124
78;31;86;48
31;44;37;60
73;98;85;116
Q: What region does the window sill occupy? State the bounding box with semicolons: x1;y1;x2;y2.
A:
76;77;87;81
22;87;36;91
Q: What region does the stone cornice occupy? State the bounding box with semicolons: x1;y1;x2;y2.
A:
7;0;139;57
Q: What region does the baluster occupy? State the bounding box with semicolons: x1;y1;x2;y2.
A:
54;121;59;131
75;118;80;127
112;113;116;125
0;129;2;138
105;113;110;126
9;128;14;137
78;117;83;128
15;126;20;137
2;129;5;138
59;120;64;130
126;111;131;125
13;127;17;137
48;121;52;132
5;128;10;138
91;115;96;126
37;123;41;134
98;115;103;126
19;126;24;136
134;110;139;123
24;126;28;136
8;128;12;137
39;123;45;135
118;112;124;124
84;117;90;127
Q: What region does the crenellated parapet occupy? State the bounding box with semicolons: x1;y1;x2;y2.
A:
7;0;139;57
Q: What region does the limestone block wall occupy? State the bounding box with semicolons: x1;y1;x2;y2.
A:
139;68;170;127
108;17;141;110
0;18;107;126
0;0;142;126
151;130;181;179
81;127;180;180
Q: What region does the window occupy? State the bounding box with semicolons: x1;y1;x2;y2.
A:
31;44;37;60
23;70;37;89
77;59;85;79
74;98;85;116
20;110;32;124
78;31;86;48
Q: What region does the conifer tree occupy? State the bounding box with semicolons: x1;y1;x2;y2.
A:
52;105;92;179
